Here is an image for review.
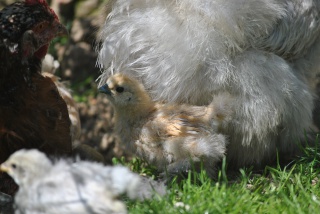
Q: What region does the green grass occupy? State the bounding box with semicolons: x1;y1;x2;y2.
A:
119;143;320;214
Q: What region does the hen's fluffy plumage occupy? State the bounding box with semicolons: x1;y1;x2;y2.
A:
97;0;319;168
99;74;232;177
0;149;165;214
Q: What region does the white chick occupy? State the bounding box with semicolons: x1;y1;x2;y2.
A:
99;74;232;177
0;149;165;214
97;0;318;169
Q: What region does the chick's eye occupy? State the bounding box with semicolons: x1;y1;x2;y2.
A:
116;87;124;93
11;163;17;169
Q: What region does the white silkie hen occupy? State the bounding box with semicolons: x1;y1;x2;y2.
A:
97;0;320;169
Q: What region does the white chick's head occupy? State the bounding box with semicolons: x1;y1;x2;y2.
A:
99;73;151;108
0;149;52;186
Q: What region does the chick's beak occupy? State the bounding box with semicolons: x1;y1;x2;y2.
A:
99;84;112;95
0;163;9;173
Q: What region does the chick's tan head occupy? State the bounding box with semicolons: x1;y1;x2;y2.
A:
99;73;152;108
0;149;52;186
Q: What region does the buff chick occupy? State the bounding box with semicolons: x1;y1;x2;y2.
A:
99;74;233;177
0;149;165;214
